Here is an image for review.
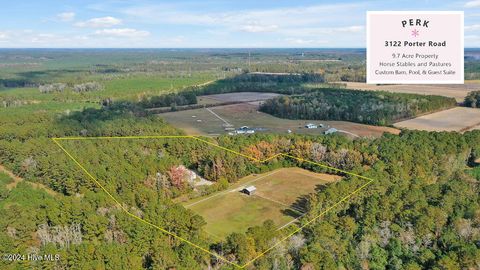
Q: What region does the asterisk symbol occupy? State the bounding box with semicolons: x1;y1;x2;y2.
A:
411;29;419;37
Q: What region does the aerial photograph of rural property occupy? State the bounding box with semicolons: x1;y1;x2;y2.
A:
1;1;479;270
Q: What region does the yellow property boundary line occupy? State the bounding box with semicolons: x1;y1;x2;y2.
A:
52;135;375;269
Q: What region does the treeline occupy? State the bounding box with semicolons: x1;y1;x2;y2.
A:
260;88;457;126
189;72;324;96
464;91;480;108
0;78;37;88
140;90;197;109
39;82;104;93
135;73;325;110
464;60;480;80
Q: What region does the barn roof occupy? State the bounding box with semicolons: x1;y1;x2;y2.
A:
245;186;256;192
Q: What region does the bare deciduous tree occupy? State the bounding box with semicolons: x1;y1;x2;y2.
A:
311;143;327;162
36;223;82;248
6;227;17;238
21;156;37;171
39;83;67;93
455;218;475;240
288;234;306;255
377;220;392;247
73;82;104;93
104;215;127;244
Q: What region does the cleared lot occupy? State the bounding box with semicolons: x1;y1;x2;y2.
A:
160;102;400;137
184;168;338;239
394;107;480;132
343;82;479;102
199;92;282;103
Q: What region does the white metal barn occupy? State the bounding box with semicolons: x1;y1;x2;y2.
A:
242;186;257;195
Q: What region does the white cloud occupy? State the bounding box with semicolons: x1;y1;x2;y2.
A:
121;3;362;28
465;24;480;31
94;28;150;38
239;23;278;33
0;2;372;47
123;6;217;25
56;12;75;22
284;38;328;45
75;16;122;28
465;34;480;46
118;2;365;46
0;29;153;47
0;31;9;40
465;0;480;8
30;33;57;44
334;25;364;32
280;25;364;37
167;36;186;44
465;34;480;40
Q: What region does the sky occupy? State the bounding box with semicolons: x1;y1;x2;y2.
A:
1;0;480;48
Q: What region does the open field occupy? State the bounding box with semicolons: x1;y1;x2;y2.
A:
184;168;338;239
159;101;400;137
200;92;282;103
394;107;480;132
188;190;296;239
253;167;340;207
102;74;215;100
343;82;479;102
197;92;282;106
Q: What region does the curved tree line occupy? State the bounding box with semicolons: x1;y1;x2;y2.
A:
260;89;457;126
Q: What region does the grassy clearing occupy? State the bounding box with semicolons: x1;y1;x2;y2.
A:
254;167;339;207
1;74;215;104
188;191;296;239
101;74;215;100
184;167;338;239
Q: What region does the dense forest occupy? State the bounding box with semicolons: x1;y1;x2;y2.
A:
191;73;324;96
140;90;198;109
1;98;479;269
260;89;457;126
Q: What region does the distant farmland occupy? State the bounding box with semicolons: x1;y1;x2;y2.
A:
394;107;480;132
343;82;477;102
159;95;400;138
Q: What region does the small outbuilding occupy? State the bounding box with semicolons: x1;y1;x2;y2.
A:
242;186;257;195
324;128;338;135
